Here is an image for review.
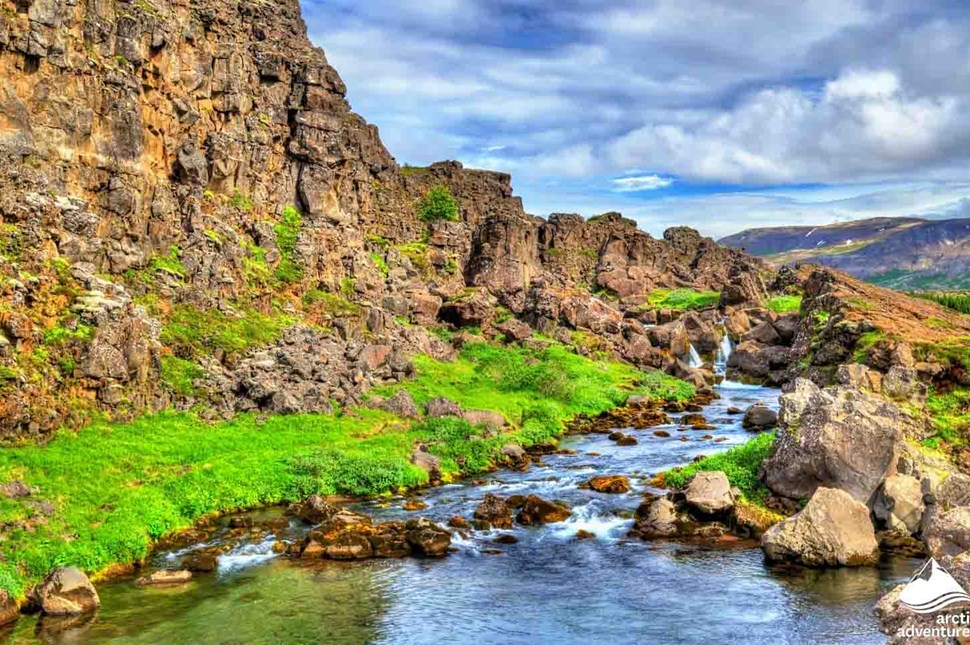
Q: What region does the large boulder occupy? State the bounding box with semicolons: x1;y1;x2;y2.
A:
683;471;735;515
924;506;970;559
761;379;907;504
761;488;879;567
32;567;101;615
872;474;925;535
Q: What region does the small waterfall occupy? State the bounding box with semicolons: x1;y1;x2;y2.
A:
688;344;703;368
714;334;733;377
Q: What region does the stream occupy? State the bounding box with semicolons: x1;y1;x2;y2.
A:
6;381;918;644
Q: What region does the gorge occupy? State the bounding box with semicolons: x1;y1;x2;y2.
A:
0;0;969;643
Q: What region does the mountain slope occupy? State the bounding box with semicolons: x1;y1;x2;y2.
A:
720;217;970;289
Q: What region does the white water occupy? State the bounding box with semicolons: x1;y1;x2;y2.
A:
712;332;760;389
687;344;703;368
714;333;733;377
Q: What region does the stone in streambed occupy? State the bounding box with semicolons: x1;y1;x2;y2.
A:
448;515;471;529
516;496;571;525
32;567;100;615
136;570;193;587
405;518;452;557
182;552;219;573
586;475;630;494
0;591;19;627
402;499;427;511
493;533;518;545
741;404;777;431
761;488;878;567
474;494;513;529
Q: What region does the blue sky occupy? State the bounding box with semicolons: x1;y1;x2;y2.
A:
301;0;970;238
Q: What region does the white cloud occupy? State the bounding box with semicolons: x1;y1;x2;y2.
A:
303;0;970;231
611;175;674;192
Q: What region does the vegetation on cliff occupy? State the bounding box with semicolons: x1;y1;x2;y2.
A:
643;288;721;311
0;340;690;597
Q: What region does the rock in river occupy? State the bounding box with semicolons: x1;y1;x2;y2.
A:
474;494;514;529
516;496;571;525
586;475;630;494
32;567;100;615
741;404;777;431
761;488;879;567
683;471;735;516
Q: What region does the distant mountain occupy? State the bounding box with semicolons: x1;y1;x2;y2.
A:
720;217;970;290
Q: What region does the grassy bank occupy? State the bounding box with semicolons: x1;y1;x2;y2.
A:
661;431;776;504
0;341;691;597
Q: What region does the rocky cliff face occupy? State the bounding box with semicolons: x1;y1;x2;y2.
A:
0;0;773;439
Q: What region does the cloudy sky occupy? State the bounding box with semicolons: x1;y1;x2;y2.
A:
302;0;970;238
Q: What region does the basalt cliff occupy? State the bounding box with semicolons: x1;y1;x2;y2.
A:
1;0;969;454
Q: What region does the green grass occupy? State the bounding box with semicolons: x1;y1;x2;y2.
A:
663;431;776;504
0;342;692;597
924;387;970;449
642;288;720;311
159;356;205;397
765;295;802;314
852;330;887;363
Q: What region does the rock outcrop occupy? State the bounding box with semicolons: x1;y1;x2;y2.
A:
760;378;911;504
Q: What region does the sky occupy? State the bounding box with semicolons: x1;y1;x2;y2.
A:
301;0;970;238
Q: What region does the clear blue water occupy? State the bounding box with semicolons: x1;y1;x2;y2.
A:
6;384;916;644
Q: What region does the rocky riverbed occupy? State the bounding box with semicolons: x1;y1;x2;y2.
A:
3;383;922;644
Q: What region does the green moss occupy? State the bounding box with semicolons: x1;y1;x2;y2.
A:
401;164;429;177
852;330;886;363
274;206;304;283
242;240;275;289
370;253;389;279
159;356;205;397
924;387;970;449
42;323;94;346
394;242;431;272
365;234;390;248
662;431;776;503
149;246;185;279
765;295;802;313
161;305;295;360
303;289;362;318
416;186;459;222
642;288;721;311
229;191;254;213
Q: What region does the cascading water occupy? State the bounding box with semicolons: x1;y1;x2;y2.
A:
714;333;733;377
688;344;703;368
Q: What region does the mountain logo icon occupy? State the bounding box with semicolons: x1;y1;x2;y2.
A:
899;558;970;615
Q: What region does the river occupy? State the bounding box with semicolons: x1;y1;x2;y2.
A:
6;382;917;644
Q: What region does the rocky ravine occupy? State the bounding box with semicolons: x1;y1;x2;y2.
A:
0;0;776;440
